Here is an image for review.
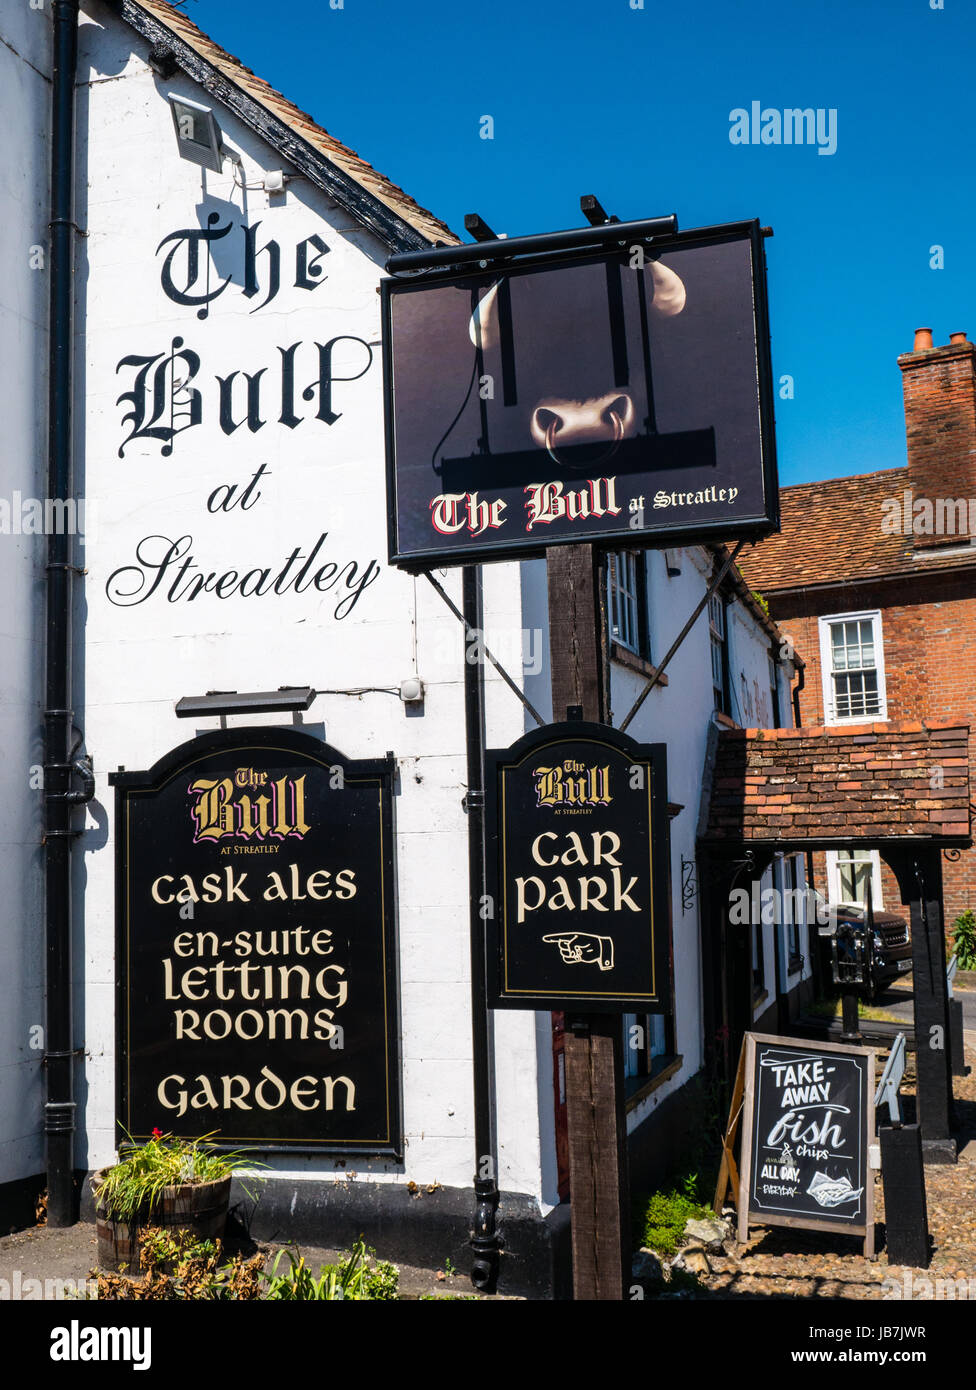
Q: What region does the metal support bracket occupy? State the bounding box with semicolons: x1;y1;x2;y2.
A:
620;540;745;731
424;571;546;727
681;856;697;913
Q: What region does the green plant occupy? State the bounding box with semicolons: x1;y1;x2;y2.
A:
952;909;976;971
442;1256;456;1277
637;1172;714;1258
93;1129;261;1223
93;1226;265;1301
262;1240;399;1301
752;590;770;618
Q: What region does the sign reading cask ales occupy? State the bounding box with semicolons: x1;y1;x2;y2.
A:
485;722;670;1011
110;729;401;1155
737;1034;875;1252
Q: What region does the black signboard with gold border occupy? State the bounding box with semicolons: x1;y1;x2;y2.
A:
383;219;779;571
485;721;670;1012
110;728;401;1156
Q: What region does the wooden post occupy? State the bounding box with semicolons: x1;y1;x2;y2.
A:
887;846;956;1162
546;544;629;1300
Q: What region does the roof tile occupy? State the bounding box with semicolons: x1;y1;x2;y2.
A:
128;0;458;248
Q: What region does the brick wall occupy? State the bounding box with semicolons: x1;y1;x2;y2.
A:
771;579;976;924
899;334;976;549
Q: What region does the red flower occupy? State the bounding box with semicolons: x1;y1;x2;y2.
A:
151;1127;164;1138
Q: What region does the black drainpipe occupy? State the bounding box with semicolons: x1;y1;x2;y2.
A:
462;566;501;1291
45;0;91;1228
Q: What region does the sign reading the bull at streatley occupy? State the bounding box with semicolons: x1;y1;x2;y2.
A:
110;728;401;1155
485;722;670;1012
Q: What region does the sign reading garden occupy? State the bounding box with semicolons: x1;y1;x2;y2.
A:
110;728;401;1155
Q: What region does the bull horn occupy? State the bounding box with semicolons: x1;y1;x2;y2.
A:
469;281;502;349
649;258;685;316
467;259;686;347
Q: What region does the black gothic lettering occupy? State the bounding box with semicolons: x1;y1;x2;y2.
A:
115;339;202;458
156;213;234;320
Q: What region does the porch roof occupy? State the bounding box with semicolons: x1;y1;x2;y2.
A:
698;719;972;854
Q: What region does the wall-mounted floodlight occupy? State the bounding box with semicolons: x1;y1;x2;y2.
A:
175;687;316;718
167;93;228;174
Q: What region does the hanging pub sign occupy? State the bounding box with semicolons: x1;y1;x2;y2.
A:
737;1034;876;1256
382;218;778;570
109;728;401;1156
485;722;670;1012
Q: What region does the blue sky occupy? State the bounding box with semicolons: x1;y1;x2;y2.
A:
189;0;972;488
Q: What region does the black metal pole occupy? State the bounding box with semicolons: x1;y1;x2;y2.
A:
44;0;81;1227
462;566;500;1290
386;214;678;275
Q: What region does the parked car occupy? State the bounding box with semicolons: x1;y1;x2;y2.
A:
814;891;913;999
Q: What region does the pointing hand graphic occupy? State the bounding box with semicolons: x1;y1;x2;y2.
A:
542;932;614;971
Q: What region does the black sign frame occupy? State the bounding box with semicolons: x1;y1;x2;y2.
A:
383;217;779;571
110;727;402;1158
737;1033;876;1256
485;721;671;1012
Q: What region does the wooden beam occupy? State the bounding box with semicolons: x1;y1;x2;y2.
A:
547;544;629;1300
886;846;956;1162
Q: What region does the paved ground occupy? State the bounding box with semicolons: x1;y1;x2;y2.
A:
884;978;976;1031
0;1222;488;1300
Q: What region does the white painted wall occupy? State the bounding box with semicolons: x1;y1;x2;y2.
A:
75;3;537;1197
0;4;50;1187
0;1;798;1210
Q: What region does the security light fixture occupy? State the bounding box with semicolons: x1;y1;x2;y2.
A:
167;93;228;174
175;687;316;718
399;677;425;703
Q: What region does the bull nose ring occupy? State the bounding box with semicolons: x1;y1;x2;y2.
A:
544;408;624;470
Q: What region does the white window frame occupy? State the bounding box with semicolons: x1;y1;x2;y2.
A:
818;609;887;724
709;593;727;713
608;551;648;658
825;847;884;912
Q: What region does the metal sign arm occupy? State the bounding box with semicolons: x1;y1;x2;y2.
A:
386;214;678;276
619;540;745;731
424;571;547;727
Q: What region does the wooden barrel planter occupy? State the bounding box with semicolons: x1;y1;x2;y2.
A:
92;1171;232;1274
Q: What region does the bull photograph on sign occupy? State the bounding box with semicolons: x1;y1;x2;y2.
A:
384;220;778;568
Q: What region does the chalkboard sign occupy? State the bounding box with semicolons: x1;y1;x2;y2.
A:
737;1033;875;1254
110;728;401;1156
485;721;670;1011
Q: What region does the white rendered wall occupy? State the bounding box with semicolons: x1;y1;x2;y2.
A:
0;3;50;1187
75;4;539;1199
